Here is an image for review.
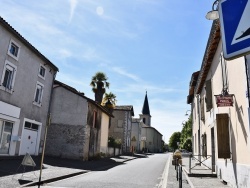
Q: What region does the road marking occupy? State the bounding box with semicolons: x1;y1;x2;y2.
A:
157;153;170;188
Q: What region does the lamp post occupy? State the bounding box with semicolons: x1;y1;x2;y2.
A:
206;0;219;20
185;110;191;116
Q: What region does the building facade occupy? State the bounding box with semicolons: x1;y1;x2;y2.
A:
131;118;143;152
0;17;58;156
109;105;134;153
132;92;163;153
45;80;112;160
187;20;250;187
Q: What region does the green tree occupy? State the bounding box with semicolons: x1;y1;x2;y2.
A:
169;132;181;151
90;72;110;104
102;92;117;108
182;138;192;151
180;115;192;151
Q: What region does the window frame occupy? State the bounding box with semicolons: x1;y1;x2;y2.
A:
0;119;14;154
7;39;20;60
0;60;17;93
38;64;46;80
33;81;44;107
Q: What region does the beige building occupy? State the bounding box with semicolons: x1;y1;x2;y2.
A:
187;20;250;187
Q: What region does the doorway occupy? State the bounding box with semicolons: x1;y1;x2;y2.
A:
20;121;40;155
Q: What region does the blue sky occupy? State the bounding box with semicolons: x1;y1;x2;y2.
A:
0;0;213;143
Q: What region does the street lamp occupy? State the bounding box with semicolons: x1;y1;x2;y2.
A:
185;110;191;116
206;0;219;20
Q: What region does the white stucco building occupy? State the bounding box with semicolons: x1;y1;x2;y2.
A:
0;16;58;156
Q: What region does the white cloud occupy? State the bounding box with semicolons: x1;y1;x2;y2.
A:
59;49;72;59
69;0;78;23
112;67;141;82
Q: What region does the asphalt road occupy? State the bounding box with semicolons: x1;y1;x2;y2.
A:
47;153;170;188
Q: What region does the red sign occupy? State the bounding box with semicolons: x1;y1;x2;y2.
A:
215;95;234;107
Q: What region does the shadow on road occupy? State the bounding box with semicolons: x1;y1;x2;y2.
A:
0;155;130;178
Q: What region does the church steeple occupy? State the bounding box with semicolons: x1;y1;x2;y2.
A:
140;91;151;126
142;91;150;115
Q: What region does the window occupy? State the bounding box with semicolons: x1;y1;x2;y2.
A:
117;120;123;128
205;79;213;112
202;133;207;158
200;97;205;121
0;119;13;154
24;121;39;131
0;61;17;92
33;82;44;106
38;65;46;79
7;39;20;60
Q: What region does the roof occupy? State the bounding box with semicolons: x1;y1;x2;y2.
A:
0;16;58;72
187;71;200;104
114;105;134;116
142;125;163;136
53;80;113;117
195;20;221;94
142;92;150;115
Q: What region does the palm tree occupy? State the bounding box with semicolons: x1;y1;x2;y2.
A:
102;92;117;109
90;72;110;104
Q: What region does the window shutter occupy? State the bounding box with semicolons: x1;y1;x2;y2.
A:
200;97;205;121
216;114;230;158
206;80;213;112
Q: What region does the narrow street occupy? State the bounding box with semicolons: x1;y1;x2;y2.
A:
46;153;170;188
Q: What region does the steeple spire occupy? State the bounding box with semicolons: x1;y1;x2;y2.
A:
142;91;150;115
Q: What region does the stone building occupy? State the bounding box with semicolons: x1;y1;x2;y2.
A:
131;118;143;152
109;105;134;153
0;16;58;156
45;80;113;160
130;92;163;153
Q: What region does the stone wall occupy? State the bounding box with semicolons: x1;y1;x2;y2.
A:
45;123;89;160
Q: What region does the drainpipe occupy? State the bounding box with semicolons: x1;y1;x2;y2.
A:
244;56;250;107
38;71;57;187
244;56;250;133
196;94;201;164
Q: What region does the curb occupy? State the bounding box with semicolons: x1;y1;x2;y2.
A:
20;171;88;187
158;153;170;188
182;167;195;188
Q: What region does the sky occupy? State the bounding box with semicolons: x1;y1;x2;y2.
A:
0;0;214;143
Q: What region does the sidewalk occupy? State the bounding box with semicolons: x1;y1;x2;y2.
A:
166;154;231;188
0;154;139;188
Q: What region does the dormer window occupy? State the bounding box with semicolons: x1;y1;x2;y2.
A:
7;39;20;60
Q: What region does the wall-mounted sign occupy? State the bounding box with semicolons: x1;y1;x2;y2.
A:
141;137;146;141
215;94;234;107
